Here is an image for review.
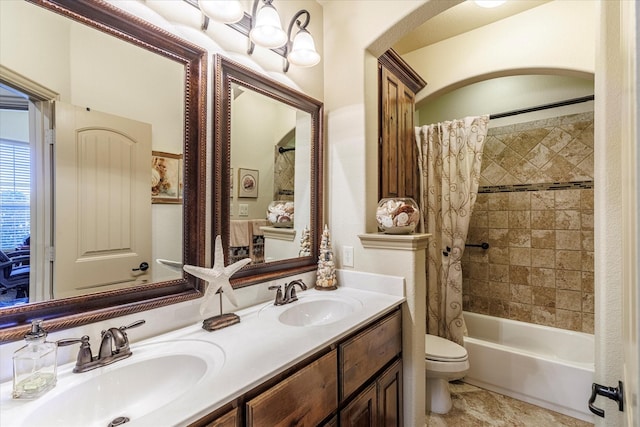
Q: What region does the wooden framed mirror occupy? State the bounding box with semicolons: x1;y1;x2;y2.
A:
212;55;323;287
0;0;207;342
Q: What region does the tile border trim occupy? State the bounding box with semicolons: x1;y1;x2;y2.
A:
478;180;594;194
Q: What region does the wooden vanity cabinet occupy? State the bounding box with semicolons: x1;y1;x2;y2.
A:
246;350;338;427
339;310;403;426
340;382;377;426
189;403;239;427
190;307;402;427
201;408;239;427
378;49;427;202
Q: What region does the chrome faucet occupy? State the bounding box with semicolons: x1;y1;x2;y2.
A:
58;320;145;373
269;279;308;306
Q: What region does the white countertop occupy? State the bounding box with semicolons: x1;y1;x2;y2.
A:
0;280;404;427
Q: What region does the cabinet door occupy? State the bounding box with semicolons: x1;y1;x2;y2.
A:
377;360;403;427
200;408;238;427
380;65;402;199
340;310;402;400
399;88;418;201
321;415;338;427
340;382;377;427
379;66;419;201
246;350;337;427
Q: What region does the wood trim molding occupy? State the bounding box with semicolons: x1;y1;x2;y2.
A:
378;49;427;94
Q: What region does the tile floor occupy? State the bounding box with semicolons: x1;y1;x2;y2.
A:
425;381;594;427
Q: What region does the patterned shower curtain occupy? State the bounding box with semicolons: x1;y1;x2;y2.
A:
416;115;489;345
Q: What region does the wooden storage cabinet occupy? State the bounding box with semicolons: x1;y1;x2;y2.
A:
378;49;427;202
246;350;338;427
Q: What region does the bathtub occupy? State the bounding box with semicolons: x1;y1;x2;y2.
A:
463;311;595;422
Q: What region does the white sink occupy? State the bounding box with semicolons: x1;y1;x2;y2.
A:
19;339;225;427
260;293;363;327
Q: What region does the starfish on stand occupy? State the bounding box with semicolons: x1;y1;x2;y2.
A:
183;235;251;330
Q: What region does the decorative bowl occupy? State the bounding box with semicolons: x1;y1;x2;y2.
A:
376;197;420;234
266;200;294;228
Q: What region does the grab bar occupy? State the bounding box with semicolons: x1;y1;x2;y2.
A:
465;242;489;249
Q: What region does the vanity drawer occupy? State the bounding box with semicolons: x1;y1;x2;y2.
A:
246;349;337;426
339;309;401;400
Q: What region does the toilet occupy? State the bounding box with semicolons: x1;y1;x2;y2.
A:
425;334;470;414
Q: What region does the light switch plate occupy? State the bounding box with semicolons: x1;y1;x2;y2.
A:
239;204;249;217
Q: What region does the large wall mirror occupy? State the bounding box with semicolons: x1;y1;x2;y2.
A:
212;55;323;286
0;0;207;342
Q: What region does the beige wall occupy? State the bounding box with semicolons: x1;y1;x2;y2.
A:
404;1;596;103
231;90;296;220
417;74;594;126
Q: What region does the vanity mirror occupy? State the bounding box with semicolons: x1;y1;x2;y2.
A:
0;0;207;342
212;55;323;286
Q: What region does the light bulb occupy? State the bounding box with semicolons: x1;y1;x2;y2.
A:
288;29;320;67
250;3;287;49
198;0;244;24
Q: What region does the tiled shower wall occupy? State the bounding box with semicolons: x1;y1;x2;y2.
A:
462;112;594;334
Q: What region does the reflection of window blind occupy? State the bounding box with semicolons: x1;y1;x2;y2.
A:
0;138;30;250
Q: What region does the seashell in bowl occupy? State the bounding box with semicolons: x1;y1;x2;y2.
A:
376;198;419;234
266;200;294;228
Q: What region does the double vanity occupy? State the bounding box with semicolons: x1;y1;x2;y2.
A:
0;283;404;426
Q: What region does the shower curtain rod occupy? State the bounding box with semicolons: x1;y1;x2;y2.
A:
489;95;594;120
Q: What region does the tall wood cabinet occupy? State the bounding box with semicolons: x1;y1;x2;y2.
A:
378;49;427;201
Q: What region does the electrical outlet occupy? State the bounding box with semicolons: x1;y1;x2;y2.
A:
239;204;249;217
343;246;354;267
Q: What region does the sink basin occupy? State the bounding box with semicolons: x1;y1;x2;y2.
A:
21;339;225;427
260;294;363;327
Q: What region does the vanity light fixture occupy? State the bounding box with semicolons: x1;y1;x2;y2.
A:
249;0;288;49
197;0;244;24
284;10;321;71
190;0;320;72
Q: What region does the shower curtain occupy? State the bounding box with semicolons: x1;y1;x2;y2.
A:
416;115;489;345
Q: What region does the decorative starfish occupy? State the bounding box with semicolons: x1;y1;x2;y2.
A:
183;235;251;315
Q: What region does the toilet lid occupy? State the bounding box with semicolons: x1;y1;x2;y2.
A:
425;334;468;362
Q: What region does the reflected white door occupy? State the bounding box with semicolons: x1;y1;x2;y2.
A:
53;102;151;298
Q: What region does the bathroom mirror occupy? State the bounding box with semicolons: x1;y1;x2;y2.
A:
212;55;323;286
0;0;207;342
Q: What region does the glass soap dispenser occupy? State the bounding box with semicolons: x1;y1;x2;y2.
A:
12;319;58;399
